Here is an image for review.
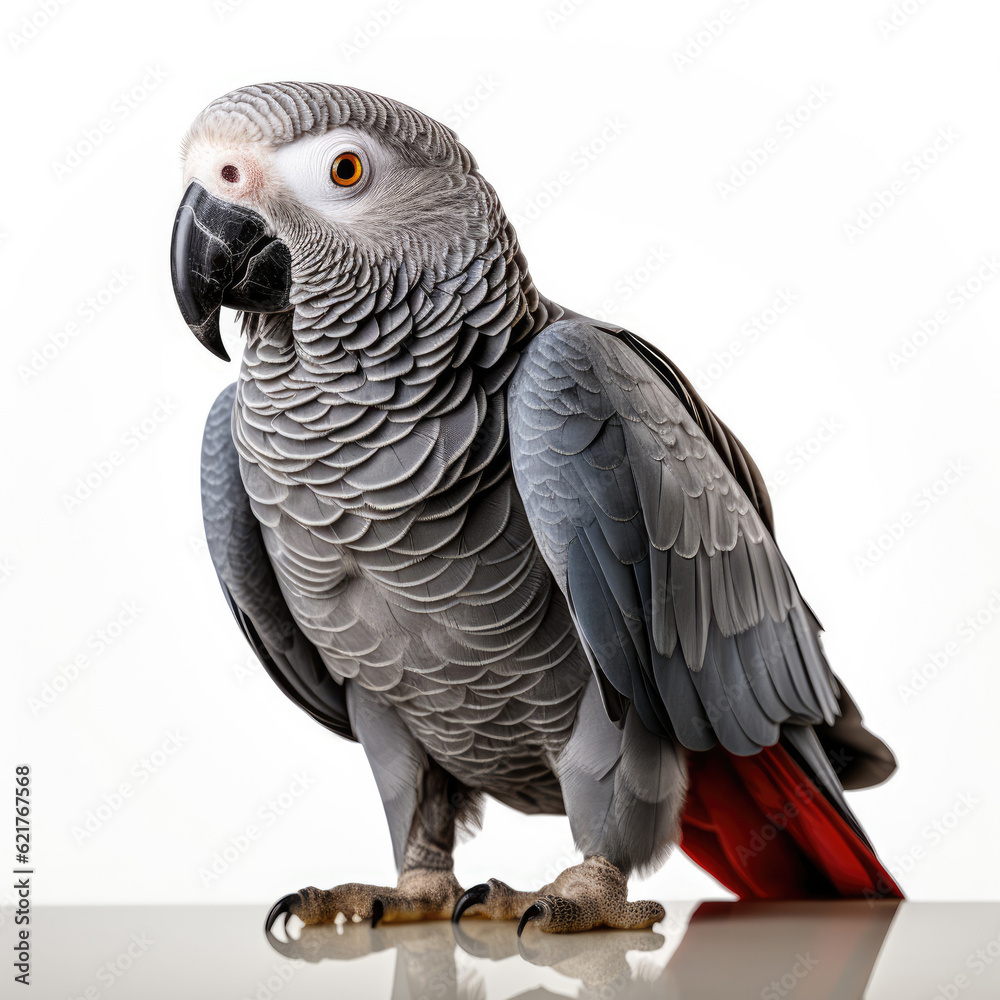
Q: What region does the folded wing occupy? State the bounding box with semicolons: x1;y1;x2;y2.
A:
201;383;354;742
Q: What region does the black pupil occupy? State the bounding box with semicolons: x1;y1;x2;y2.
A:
336;157;357;180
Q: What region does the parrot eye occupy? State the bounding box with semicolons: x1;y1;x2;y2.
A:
331;152;363;187
221;164;239;183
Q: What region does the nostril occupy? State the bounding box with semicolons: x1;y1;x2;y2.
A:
221;164;240;183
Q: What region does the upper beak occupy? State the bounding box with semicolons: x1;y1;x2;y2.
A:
169;182;292;361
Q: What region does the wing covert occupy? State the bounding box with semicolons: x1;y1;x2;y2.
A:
509;319;842;757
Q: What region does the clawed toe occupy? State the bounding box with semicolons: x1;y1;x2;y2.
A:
450;877;539;923
263;884;380;937
516;890;664;934
516;901;548;936
451;858;665;933
272;862;662;937
265;892;302;939
265;870;462;934
451;883;491;922
517;893;594;934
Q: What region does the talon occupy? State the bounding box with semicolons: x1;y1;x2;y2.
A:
452;883;490;923
370;898;384;928
264;893;300;939
517;902;546;937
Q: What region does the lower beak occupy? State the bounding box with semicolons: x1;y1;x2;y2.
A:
169;182;292;361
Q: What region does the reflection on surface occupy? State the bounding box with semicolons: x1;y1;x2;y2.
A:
268;917;671;996
660;900;900;999
39;900;1000;997
265;899;900;999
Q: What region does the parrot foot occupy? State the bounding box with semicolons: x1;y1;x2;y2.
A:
265;868;464;936
451;855;664;934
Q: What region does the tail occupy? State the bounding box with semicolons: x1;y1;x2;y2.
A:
679;740;903;900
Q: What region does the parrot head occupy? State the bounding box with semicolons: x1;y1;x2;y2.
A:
171;82;495;361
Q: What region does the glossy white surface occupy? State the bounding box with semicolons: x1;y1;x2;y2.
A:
20;899;1000;998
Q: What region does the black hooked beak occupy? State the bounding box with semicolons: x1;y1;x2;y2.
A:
170;182;292;361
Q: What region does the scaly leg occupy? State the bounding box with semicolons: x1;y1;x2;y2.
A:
453;682;682;934
266;766;466;934
452;855;664;934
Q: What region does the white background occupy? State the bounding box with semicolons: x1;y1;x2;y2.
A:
3;0;998;911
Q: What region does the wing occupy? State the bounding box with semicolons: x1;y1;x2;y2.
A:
508;319;894;791
201;383;354;742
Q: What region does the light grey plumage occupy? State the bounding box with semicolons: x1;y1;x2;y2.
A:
182;82;898;922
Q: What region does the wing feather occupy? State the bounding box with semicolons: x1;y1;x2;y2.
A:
509;319;852;760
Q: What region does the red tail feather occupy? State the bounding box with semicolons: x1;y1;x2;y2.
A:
679;743;903;900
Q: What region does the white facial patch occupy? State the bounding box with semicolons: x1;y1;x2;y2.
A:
182;136;274;204
270;128;388;224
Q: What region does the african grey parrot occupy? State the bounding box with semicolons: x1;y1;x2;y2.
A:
171;82;902;935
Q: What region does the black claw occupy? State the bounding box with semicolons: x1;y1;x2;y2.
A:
451;883;491;924
370;898;384;929
517;903;545;937
264;893;300;939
